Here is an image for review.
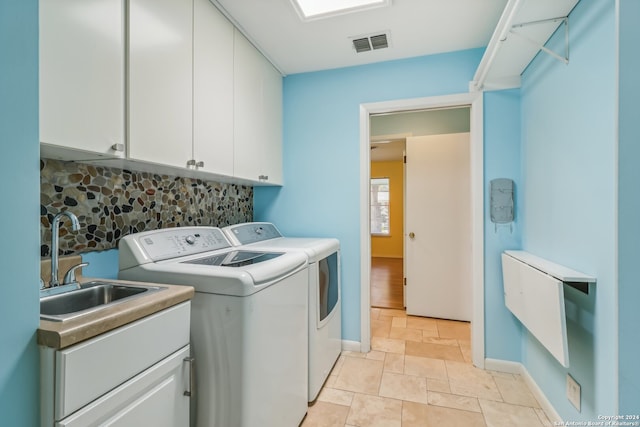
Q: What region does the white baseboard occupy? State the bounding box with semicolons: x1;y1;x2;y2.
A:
341;340;361;352
485;358;562;424
485;358;522;374
519;365;562;424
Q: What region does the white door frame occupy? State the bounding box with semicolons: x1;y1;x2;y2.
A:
359;91;485;368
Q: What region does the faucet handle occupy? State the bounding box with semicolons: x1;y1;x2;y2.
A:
63;262;89;286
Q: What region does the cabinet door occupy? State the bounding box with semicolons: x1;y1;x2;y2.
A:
54;302;190;418
193;0;234;176
261;59;284;185
128;0;193;168
39;0;125;158
58;346;191;427
233;30;283;185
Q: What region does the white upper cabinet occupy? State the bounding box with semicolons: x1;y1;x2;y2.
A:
40;0;125;158
128;0;193;168
233;30;283;185
193;0;234;176
40;0;283;185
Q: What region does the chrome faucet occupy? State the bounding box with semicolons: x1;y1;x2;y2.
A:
50;211;80;287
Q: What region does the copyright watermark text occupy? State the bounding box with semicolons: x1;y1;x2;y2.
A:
554;415;640;427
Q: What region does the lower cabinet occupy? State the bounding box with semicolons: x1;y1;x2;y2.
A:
58;346;190;427
40;302;192;427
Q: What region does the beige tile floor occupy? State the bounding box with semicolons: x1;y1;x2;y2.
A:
300;308;552;427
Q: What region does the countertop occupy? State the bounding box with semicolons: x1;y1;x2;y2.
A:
38;277;194;350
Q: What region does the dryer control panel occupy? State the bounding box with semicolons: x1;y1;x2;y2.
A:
224;222;282;245
133;227;231;261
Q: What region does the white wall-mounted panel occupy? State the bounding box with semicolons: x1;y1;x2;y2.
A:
505;250;596;283
501;252;569;367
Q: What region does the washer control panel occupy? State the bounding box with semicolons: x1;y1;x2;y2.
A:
225;222;282;245
135;227;231;261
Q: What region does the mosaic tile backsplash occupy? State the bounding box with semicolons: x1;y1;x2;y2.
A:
41;159;253;257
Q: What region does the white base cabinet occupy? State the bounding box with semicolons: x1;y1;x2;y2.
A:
57;346;190;427
41;302;192;427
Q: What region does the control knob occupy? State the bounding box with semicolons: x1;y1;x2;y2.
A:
185;235;197;245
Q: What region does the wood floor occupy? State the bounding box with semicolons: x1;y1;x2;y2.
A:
370;257;404;309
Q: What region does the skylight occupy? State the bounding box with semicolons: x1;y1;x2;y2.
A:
290;0;391;21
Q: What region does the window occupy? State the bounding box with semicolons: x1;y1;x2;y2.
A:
290;0;390;21
371;178;390;235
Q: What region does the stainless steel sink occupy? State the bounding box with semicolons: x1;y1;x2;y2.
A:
40;281;166;322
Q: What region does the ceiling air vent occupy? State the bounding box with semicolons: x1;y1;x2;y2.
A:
370;34;388;50
351;32;390;53
353;37;372;53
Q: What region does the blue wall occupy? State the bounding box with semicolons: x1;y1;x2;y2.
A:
82;249;120;280
255;48;526;363
255;50;485;342
13;0;632;418
0;0;41;424
520;0;617;419
618;0;640;413
483;89;523;362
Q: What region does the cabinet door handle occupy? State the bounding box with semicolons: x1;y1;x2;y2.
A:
258;174;269;181
186;159;196;169
195;161;204;169
111;143;125;152
183;357;195;397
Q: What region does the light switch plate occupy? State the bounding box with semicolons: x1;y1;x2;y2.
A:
567;374;581;412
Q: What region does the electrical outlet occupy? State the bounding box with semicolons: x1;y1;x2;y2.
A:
566;374;581;412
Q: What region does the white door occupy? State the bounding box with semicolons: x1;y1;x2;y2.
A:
405;133;471;321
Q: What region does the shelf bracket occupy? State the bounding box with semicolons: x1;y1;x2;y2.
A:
508;16;570;65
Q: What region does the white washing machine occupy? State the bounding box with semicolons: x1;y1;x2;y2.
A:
118;226;308;427
223;222;341;401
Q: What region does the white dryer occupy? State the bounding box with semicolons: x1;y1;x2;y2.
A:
118;226;308;427
223;222;341;401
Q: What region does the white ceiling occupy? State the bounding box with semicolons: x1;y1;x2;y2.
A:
212;0;509;75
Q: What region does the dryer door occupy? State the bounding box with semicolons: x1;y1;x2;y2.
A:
318;251;339;326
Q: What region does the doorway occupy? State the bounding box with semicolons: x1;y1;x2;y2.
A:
369;109;472;313
370;257;404;309
359;92;485;368
370;153;405;309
